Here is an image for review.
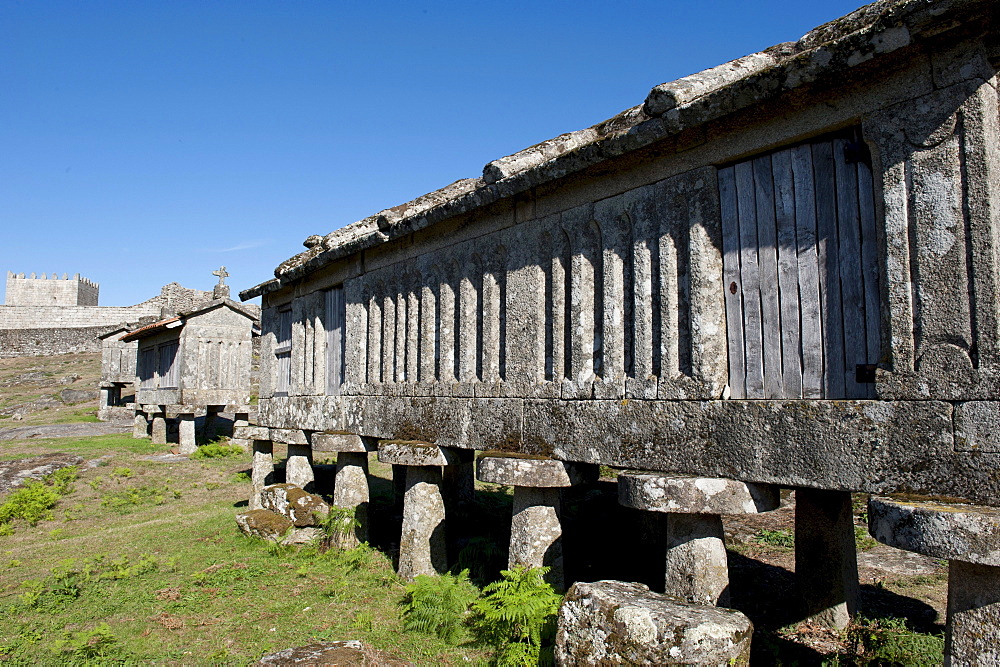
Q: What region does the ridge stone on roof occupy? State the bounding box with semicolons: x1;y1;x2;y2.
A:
241;0;990;302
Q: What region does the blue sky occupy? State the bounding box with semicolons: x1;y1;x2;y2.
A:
2;0;864;306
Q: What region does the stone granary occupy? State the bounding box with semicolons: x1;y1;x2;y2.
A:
240;0;1000;660
97;325;138;422
123;295;258;454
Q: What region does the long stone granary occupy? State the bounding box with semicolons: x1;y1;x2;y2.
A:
244;0;1000;503
240;0;1000;656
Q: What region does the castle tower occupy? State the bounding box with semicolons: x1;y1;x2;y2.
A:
5;271;100;306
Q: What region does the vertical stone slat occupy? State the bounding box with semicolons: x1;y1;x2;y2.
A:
395;288;407;383
381;291;395;384
686;167;727;397
419;278;437;383
438;270;457;383
406;277;420;384
345;279;368;388
367;287;383;385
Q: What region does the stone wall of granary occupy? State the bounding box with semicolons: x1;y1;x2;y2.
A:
0;325;120;358
245;1;1000;504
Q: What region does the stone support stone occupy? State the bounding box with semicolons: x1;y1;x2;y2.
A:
99;387;112;410
133;411;149;439
618;472;779;606
334;452;370;548
478;455;597;590
379;441;467;581
555;580;753;665
442;450;475;518
151;413;167;445
795;489;858;629
203;409;219;442
251;439;275;511
398;465;447;581
178;413;197;455
868;496;1000;664
665;513;730;606
285;444;315;491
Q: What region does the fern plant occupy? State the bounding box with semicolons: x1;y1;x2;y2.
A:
401;570;480;644
470;565;561;666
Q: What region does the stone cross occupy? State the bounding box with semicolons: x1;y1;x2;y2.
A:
212;266;231;299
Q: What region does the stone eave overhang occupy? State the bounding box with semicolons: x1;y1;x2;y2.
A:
241;0;995;302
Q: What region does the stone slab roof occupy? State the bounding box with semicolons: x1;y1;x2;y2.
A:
241;0;993;301
120;299;258;342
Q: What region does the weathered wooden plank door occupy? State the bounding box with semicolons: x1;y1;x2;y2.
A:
720;129;880;399
325;286;345;395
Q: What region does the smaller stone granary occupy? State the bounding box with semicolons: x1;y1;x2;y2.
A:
123;283;258;453
97;324;139;422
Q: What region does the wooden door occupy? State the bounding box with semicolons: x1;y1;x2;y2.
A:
325;286;345;395
719;129;880;399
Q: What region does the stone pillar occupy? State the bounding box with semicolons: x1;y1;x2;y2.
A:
442;450;476;513
285;444;314;491
312;432;375;549
378;441;466;581
250;439;274;511
665;513;730;607
795;489;858;629
133;410;149;439
203;408;219;442
178;414;197;455
392;464;407;517
99;387;112;410
618;472;780;607
151;413;167;445
869;496;1000;665
478;455;597;590
399;465;447;580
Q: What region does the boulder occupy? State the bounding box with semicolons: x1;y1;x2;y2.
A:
258;640;413;665
260;483;330;527
555;580;753;665
59;388;99;404
236;509;292;541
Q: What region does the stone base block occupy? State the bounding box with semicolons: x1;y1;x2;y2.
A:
868;496;1000;565
378;441;466;466
478;455;597;487
555;580;752;665
618;472;779;514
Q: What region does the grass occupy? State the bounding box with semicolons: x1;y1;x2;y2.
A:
0;433;491;664
0;353;103;426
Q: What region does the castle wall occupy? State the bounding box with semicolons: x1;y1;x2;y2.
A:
5;272;99;306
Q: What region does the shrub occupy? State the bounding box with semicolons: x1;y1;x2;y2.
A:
754;528;795;549
0;465;78;531
844;616;944;666
190;443;244;459
402;570;480;644
470;566;561;666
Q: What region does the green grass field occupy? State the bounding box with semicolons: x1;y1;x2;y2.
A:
0;435;489;664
